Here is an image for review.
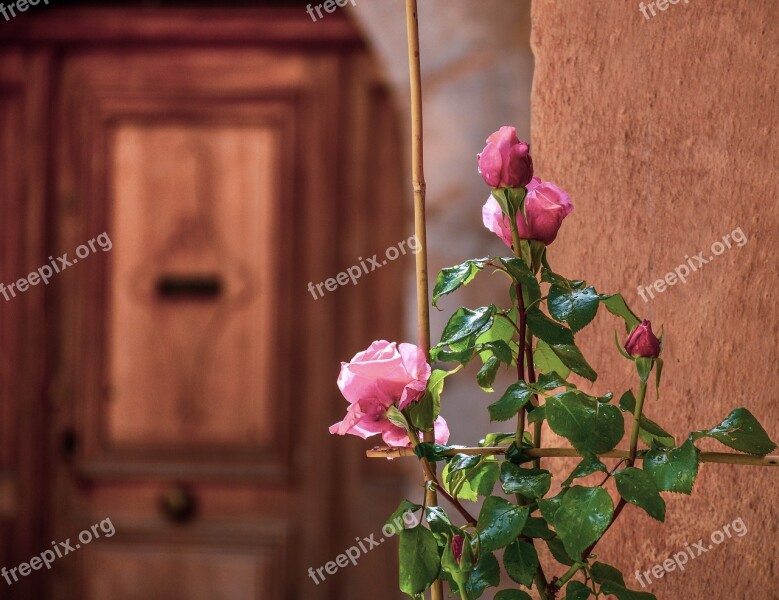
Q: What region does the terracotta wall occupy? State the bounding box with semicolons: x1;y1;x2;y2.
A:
531;1;778;598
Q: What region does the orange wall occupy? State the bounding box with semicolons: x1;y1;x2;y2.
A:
531;1;778;597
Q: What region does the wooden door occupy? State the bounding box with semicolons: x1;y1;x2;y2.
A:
1;8;408;600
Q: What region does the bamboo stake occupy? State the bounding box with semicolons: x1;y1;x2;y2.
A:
367;446;779;466
404;2;443;599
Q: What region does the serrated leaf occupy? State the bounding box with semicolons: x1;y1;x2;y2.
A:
522;516;555;540
440;306;496;346
561;453;608;487
546;536;576;566
500;462;552;499
614;468;666;522
385;500;423;532
398;526;440;596
554;486;614;559
488;381;535;422
549;343;598;382
526;307;575;346
425;506;459;545
465;551;500;599
548;285;600;333
504;539;538;587
527;405;546;425
477;355;502;391
495;591;533;600
590;561;625;586
476;496;530;553
414;442;454;462
535;371;572;391
408;368;458;431
432;258;489;308
691;408;777;455
534;340;571;379
644;439;699;495
566;580;592;600
600;582;657;600
546;392;624;454
538;491;565;524
501;257;541;305
599;294;640;332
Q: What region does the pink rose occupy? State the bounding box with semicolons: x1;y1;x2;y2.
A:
482;177;573;246
477;126;534;189
624;320;661;358
380;416;450;448
329;341;436;446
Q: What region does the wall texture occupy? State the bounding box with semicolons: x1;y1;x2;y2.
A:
531;1;778;598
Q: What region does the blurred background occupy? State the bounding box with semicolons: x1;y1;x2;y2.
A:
0;1;776;599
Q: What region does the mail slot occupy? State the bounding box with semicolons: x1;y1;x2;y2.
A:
155;274;223;299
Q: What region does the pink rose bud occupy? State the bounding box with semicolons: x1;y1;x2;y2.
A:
477;126;534;189
624;320;661;358
482;177;573;246
451;534;465;564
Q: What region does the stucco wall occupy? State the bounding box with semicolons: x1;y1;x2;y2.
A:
531;1;778;598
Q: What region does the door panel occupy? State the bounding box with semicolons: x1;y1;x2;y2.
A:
2;9;407;600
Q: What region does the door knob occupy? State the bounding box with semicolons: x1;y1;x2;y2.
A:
159;484;198;523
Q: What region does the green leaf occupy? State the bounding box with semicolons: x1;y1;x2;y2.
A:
566;581;592;600
535;371;572;391
691;407;777;455
599;582;657;600
526;307;575;346
501;257;542;305
644;439;699;495
534;340;571;379
537;491;565;524
386;405;411;431
476;496;530;553
548;285;599;333
398;525;440;596
476;355;502;391
504;539;538;588
432;258;489;308
526;405;546;425
561;453;608;487
445;456;500;501
554;486;614;559
546;392;624;455
408;368;458;431
618;391;674;449
599;294;640;332
495;591;533;600
488;381;535;422
385;500;423;532
480;340;514;365
635;357;653;383
522;516;555;540
414;443;454;462
546;536;576;566
590;561;625;585
500;462;552;499
440;306;496;346
425;506;459;545
548;343;598;382
480;431;516;447
614;467;666;522
465;551;500;599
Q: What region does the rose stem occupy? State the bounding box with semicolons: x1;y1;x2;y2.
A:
508;215;550;599
581;379;648;560
404;2;444;598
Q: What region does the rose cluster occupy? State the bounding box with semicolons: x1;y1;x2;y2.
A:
478;126;573;247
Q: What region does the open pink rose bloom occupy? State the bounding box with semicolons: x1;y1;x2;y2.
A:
329;340;449;447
